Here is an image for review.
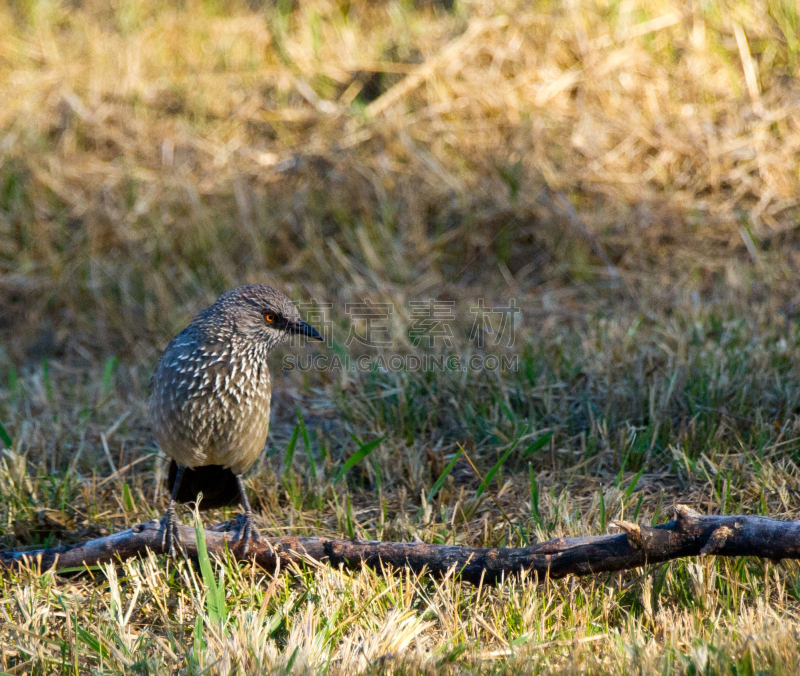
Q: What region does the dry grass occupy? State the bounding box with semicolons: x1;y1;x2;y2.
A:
3;0;800;673
2;0;800;350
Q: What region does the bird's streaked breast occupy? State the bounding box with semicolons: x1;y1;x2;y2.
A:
149;334;272;474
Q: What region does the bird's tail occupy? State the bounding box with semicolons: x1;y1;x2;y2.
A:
166;460;242;510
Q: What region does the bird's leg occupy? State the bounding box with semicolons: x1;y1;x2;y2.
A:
161;464;185;557
235;473;258;554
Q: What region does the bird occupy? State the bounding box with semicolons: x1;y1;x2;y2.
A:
149;284;323;556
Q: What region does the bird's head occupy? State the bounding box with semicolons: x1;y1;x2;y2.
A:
197;284;323;349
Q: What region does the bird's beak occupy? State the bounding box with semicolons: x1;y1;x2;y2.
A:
288;319;324;341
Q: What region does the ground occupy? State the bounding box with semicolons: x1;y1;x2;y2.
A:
2;0;800;673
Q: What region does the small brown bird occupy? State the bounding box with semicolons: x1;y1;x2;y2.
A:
149;284;322;555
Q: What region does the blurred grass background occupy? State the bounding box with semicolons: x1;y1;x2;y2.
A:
3;0;800;673
2;0;800;358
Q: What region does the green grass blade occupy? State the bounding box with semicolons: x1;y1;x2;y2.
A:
623;467;644;499
615;451;629;487
194;511;225;625
102;356;118;394
599;490;606;533
122;483;135;512
529;463;542;529
77;625;108;658
333;437;384;485
0;421;12;448
193;614;206;656
297;407;315;479
345;493;355;539
41;358;52;401
522;431;553;458
510;631;533;647
7;364;17;392
285;645;300;672
633;493;645;521
476;426;530;499
283;425;300;476
427;446;464;504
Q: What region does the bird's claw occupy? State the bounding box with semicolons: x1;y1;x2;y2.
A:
236;511;257;555
161;505;182;558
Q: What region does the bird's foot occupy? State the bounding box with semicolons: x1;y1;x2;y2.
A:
235;511;260;555
161;504;182;558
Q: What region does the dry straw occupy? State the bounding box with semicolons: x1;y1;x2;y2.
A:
1;0;799;346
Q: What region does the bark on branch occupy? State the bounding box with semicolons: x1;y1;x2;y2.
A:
3;506;800;584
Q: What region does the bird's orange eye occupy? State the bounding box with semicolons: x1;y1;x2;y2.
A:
265;314;275;323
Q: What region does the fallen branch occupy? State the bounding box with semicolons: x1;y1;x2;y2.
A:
2;506;799;584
